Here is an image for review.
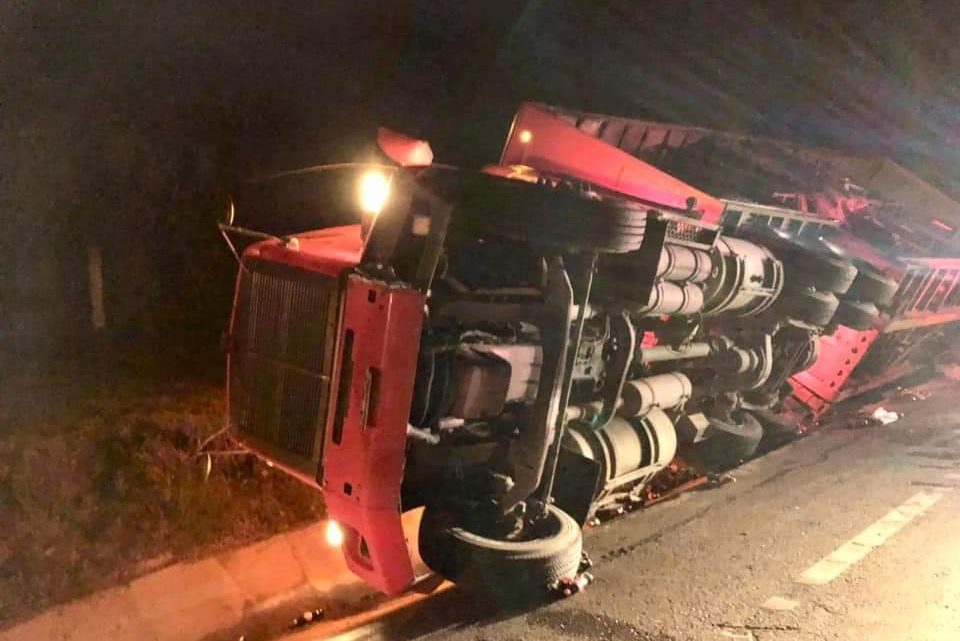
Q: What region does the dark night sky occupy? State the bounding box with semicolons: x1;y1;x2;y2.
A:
4;0;960;348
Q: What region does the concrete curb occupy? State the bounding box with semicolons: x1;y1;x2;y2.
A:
0;510;426;641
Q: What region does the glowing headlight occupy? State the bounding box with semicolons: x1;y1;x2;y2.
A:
325;520;344;547
358;170;391;215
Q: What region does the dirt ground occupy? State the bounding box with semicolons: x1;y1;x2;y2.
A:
0;345;325;628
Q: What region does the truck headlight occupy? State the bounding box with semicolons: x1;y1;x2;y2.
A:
325;520;344;547
358;170;391;215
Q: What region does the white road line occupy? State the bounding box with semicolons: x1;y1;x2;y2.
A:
796;491;945;586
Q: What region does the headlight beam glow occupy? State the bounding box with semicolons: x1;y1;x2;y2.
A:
358;171;391;215
325;520;344;547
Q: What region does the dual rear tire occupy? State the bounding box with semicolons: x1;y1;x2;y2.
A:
846;263;898;308
684;411;764;472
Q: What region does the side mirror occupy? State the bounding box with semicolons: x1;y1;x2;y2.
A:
222;199;235;226
377;127;433;168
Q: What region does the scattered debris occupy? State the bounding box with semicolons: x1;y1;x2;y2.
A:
644;475;712;507
845;405;901;429
708;472;736;487
595;505;626;522
290;608;325;629
588;467;733;526
897;386;932;401
871;407;900;425
545;552;596;598
548;572;594;598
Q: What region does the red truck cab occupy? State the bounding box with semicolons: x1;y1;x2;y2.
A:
228;217;427;593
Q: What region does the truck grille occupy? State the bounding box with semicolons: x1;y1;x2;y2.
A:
229;259;340;469
664;218;718;249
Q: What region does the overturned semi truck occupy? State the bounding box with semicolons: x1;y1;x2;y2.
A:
221;103;960;595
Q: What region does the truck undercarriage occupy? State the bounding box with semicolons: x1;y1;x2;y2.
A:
222;103;960;596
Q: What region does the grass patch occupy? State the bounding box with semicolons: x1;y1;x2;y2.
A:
0;347;325;627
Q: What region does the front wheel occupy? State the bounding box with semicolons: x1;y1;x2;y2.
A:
418;503;583;591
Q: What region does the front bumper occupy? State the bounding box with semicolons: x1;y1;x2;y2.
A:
320;274;425;595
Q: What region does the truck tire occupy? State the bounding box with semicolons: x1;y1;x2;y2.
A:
418;504;582;590
752;407;801;449
832;299;879;330
795;336;820;372
774;286;839;326
789;254;857;295
846;263;898;307
685;411;764;472
424;170;649;253
743;228;855;294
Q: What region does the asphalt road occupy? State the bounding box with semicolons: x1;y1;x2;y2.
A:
283;386;960;641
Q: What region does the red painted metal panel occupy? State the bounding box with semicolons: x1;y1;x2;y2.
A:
791;327;879;405
788;382;829;421
245;225;364;277
791;255;960;414
377;127;434;167
884;257;960;329
500;103;725;223
321;275;425;595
